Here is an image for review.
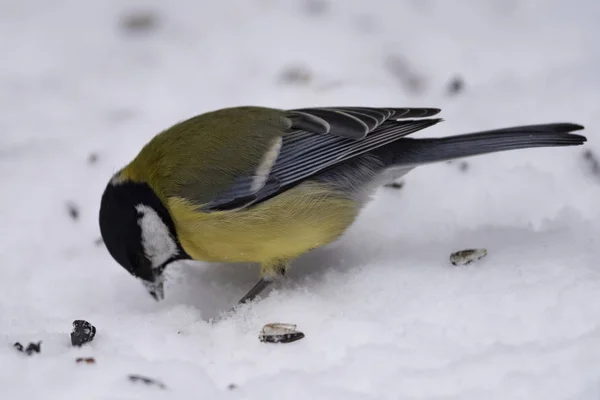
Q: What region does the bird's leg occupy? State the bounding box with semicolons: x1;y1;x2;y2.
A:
238;278;272;304
238;260;288;304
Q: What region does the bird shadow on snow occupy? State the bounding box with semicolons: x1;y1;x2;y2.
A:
159;207;590;321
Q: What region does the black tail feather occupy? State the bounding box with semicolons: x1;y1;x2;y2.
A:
379;123;587;167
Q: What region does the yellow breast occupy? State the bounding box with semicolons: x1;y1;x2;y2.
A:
166;182;359;264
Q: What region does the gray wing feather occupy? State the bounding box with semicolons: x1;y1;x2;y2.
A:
288;107;440;139
202;107;441;211
289;108;370;139
274;119;442;184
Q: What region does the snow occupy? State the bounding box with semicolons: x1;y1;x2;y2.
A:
2;0;600;398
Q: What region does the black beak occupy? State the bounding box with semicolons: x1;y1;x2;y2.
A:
142;276;165;301
146;281;164;301
141;258;186;301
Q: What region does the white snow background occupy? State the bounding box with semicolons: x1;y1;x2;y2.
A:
1;0;600;399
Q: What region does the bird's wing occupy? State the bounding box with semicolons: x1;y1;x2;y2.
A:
202;107;442;211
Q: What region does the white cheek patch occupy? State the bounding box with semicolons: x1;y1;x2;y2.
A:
135;204;178;268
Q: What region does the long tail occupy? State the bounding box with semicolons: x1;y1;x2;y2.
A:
380;123;586;167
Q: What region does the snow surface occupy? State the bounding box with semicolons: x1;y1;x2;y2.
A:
2;0;600;399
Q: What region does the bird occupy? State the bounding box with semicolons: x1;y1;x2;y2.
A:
98;106;586;304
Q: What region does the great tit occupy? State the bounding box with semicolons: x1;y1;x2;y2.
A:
98;106;586;303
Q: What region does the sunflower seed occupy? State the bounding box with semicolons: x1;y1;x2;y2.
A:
259;323;305;344
450;248;487;266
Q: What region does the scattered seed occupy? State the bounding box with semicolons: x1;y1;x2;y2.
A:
384;181;405;189
227;383;238;390
14;341;42;356
278;65;312;85
583;149;600;178
120;10;159;34
384;54;425;94
446;76;465;96
94;237;104;247
66;202;80;221
446;160;470;172
71;320;97;347
302;0;329;15
259;323;305;344
450;248;488;266
128;375;167;389
87;153;99;165
75;357;96;364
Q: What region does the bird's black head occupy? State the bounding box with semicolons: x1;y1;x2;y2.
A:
99;177;190;300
